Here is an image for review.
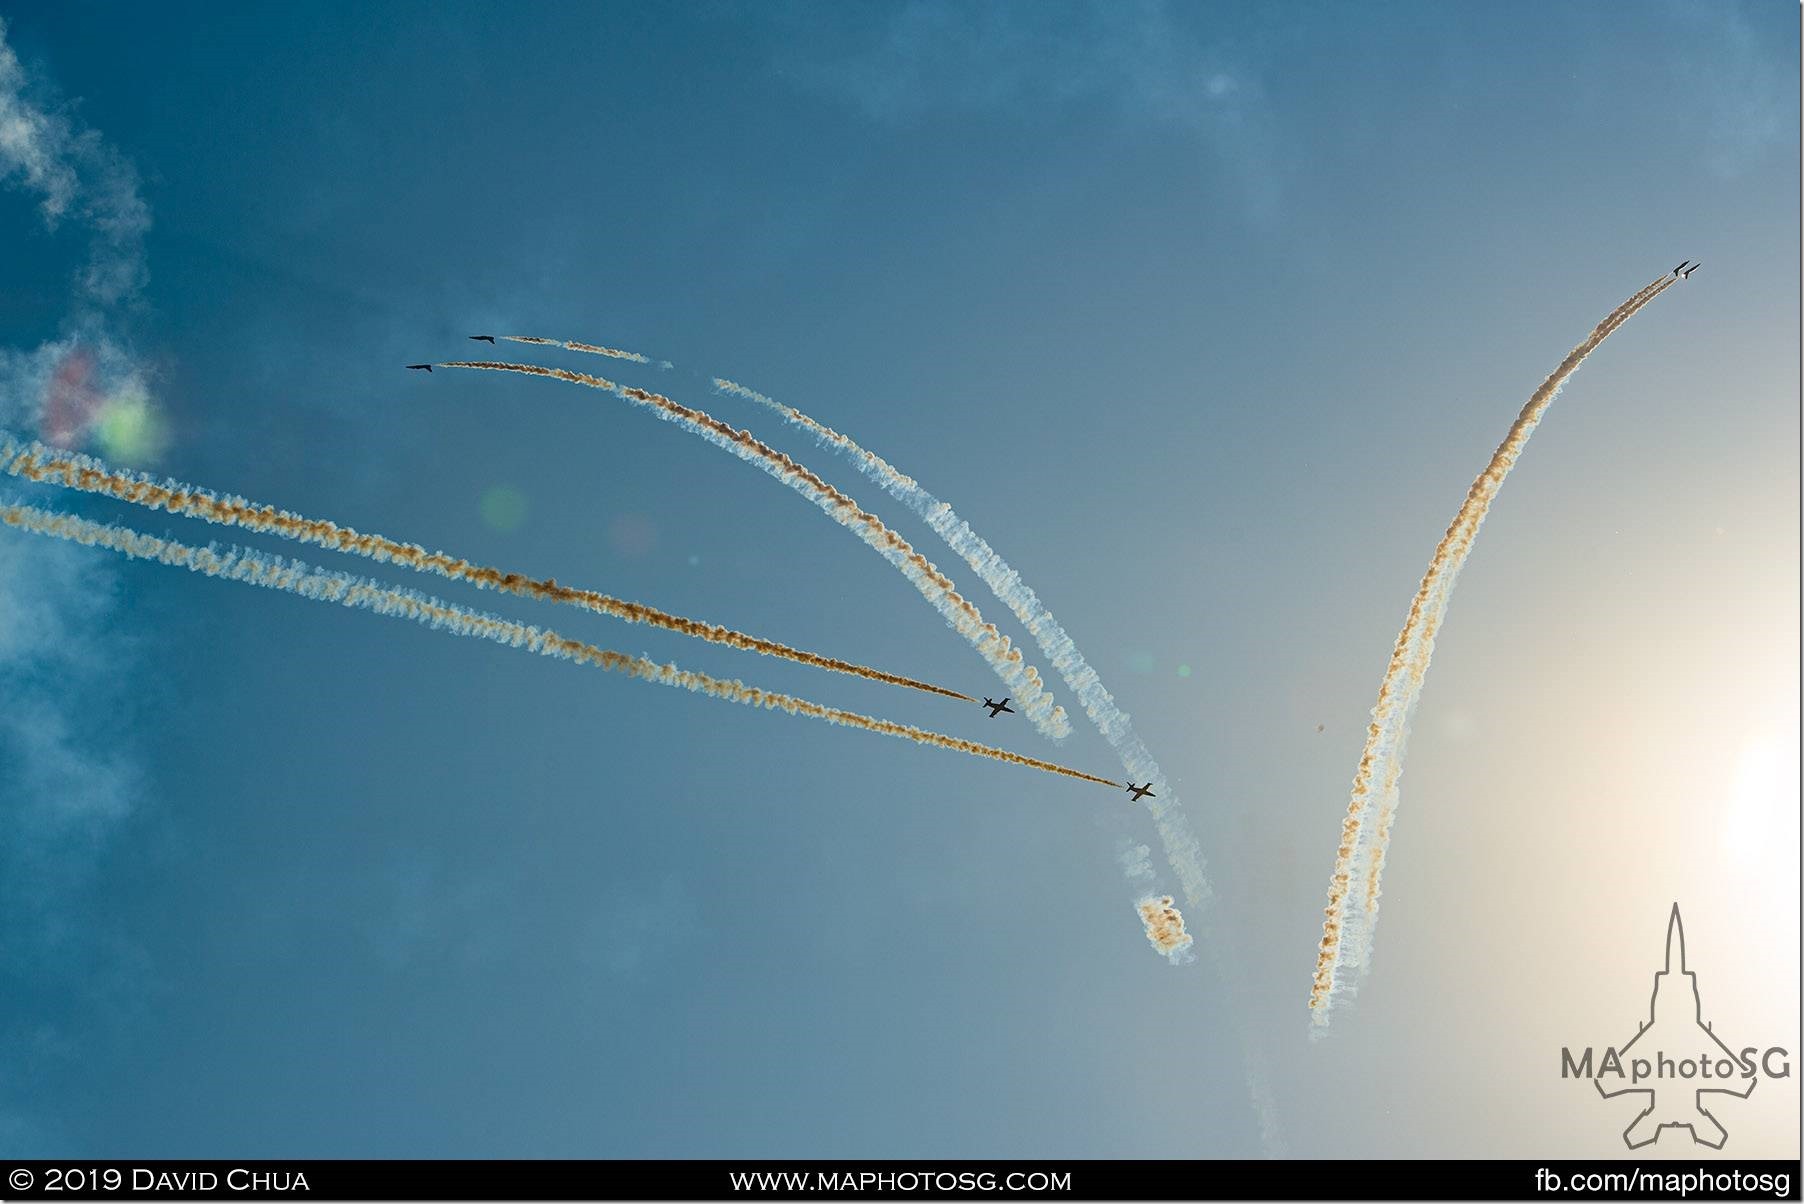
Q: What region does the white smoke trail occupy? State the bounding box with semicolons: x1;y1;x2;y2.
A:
709;378;1213;912
438;359;1072;741
1310;273;1678;1027
499;336;651;364
0;500;1117;787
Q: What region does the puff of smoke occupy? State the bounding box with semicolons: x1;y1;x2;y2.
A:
1122;844;1194;961
1117;840;1157;884
1135;895;1195;962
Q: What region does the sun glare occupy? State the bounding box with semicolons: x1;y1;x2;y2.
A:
1720;733;1801;874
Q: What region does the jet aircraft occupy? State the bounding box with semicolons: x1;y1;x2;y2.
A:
982;697;1014;718
1126;782;1155;801
405;364;433;372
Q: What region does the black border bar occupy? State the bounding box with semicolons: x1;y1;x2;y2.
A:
1;1160;1798;1201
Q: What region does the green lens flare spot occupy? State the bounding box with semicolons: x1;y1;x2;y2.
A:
1176;664;1192;678
93;389;168;464
479;485;528;532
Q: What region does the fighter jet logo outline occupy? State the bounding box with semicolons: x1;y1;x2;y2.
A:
1592;904;1756;1150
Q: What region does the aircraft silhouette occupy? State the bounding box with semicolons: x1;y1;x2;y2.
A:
469;335;497;344
982;697;1014;718
1595;905;1755;1149
1679;262;1701;280
405;364;433;372
1125;782;1155;801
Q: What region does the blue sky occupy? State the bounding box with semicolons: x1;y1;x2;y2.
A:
0;1;1796;1157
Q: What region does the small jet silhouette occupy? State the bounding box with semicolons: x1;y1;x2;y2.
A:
405;363;433;372
469;335;497;344
1679;262;1701;280
982;697;1014;718
1125;781;1155;801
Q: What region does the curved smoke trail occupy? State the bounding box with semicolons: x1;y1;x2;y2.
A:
499;335;651;364
1310;272;1677;1028
436;359;1072;740
0;432;970;703
0;500;1118;787
708;378;1213;914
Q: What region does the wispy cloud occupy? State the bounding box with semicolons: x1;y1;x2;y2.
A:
0;14;162;459
0;18;149;306
0;14;156;1151
0;13;148;873
762;0;1279;215
1660;1;1794;180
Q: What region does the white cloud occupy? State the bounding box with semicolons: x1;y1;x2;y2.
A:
0;17;149;307
0;16;155;1150
0;13;148;855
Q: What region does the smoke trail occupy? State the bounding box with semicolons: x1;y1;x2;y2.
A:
499;336;651;364
0;432;973;703
1135;895;1195;960
0;500;1120;788
707;378;1213;912
1330;274;1676;967
1309;272;1678;1027
436;358;1071;740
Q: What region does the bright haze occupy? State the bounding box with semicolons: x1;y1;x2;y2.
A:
0;2;1795;1158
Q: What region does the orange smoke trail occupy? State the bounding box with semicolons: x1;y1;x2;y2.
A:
0;433;971;703
0;500;1119;788
436;358;1072;740
1310;272;1679;1027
